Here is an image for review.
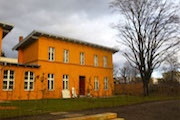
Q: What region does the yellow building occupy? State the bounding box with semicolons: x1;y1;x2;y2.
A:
0;22;118;100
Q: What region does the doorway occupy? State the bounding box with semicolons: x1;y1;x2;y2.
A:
79;76;85;95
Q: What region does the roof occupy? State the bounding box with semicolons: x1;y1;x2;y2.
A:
0;22;14;38
12;30;118;53
1;62;40;68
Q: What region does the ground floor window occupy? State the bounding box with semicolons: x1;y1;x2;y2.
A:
63;75;69;90
3;70;15;90
104;77;108;90
24;71;34;91
48;74;54;90
94;76;99;91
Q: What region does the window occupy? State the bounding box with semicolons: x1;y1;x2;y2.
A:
63;75;69;90
80;52;85;65
94;55;98;66
48;74;54;90
104;77;108;90
63;50;69;63
24;71;34;91
103;56;107;67
94;77;99;91
49;47;55;61
3;70;15;90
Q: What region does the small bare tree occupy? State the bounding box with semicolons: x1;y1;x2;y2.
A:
162;54;180;83
110;0;180;96
120;65;130;84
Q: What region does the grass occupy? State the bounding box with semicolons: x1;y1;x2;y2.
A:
0;95;180;118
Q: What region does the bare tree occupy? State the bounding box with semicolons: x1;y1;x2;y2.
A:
1;51;6;57
120;65;130;83
110;0;180;96
113;62;119;79
162;54;180;83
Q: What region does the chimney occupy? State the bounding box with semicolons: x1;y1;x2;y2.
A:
18;36;23;63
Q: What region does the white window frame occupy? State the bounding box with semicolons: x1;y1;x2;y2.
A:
80;52;85;65
49;47;55;61
94;55;98;66
3;70;15;91
24;71;34;91
63;49;69;63
63;75;69;90
104;77;108;90
94;77;99;91
103;56;107;67
48;74;54;91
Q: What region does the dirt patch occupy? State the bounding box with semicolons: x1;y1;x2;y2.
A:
0;106;17;110
2;99;180;120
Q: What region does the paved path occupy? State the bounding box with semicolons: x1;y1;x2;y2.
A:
2;99;180;120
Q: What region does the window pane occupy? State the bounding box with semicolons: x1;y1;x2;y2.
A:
104;56;107;67
24;82;28;89
25;72;28;80
30;82;33;90
66;81;68;89
3;70;8;79
49;53;51;60
10;74;14;79
9;81;14;90
30;72;34;80
94;55;98;66
10;70;14;75
49;47;55;61
51;81;54;89
3;81;7;89
63;81;65;89
52;54;54;60
80;52;85;65
48;80;50;89
104;77;108;90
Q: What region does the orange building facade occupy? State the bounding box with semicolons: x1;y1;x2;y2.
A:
0;22;118;100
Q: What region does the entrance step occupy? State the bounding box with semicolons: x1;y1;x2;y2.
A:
79;95;86;98
57;113;125;120
111;118;125;120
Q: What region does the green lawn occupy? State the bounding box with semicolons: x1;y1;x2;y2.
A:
0;95;180;118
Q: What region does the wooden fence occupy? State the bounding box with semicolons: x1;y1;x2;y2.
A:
114;83;144;95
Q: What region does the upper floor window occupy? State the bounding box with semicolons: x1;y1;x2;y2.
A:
94;76;99;91
63;75;69;90
80;52;85;65
49;47;55;61
63;50;69;63
104;77;108;90
103;56;107;67
48;74;54;90
94;55;98;66
24;71;34;91
3;70;15;91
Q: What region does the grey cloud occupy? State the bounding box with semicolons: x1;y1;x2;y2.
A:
0;0;120;67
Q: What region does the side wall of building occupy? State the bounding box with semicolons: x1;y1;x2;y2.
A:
37;37;113;67
36;37;114;98
0;36;114;100
22;40;39;64
0;65;41;100
0;27;3;55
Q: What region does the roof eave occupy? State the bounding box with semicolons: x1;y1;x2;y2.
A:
13;30;119;53
0;22;14;38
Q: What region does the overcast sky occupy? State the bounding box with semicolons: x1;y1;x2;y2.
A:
0;0;179;78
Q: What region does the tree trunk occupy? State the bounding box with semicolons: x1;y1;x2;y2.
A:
143;79;149;96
